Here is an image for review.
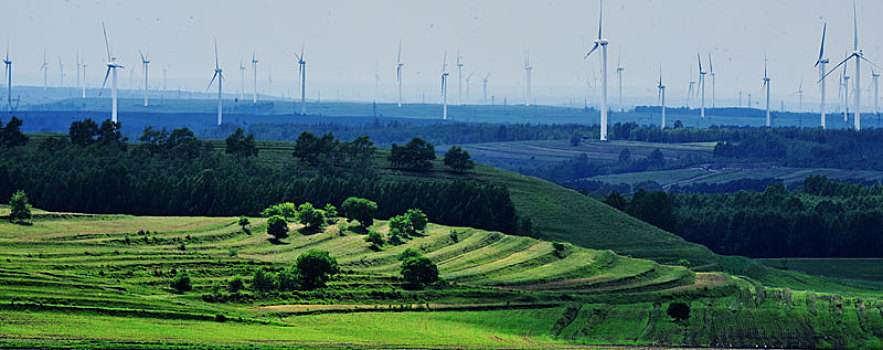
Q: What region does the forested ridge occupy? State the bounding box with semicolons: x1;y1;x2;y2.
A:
0;118;522;235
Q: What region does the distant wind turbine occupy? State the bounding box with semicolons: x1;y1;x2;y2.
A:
441;51;449;120
762;54;771;127
872;70;879;116
616;53;623;112
295;44;306;115
658;65;666;129
709;53;716;108
40;51;48;90
815;23;829;128
3;43;11;113
252;50;258;104
81;58;86;99
687;65;695;109
584;0;609;141
698;52;706;119
58;57;64;88
396;41;404;108
239;58;245;100
75;51;80;93
482;72;490;104
99;22;124;123
524;51;532;106
457;51;464;106
206;40;224;126
465;72;475;104
139;49;150;107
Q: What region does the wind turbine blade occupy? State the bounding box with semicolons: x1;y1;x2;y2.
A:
214;40;219;69
697;53;702;73
99;67;111;95
207;71;218;91
708;53;713;74
300;42;305;61
139;49;144;61
853;0;858;51
102;22;111;61
584;43;600;59
397;40;402;63
597;0;603;40
816;23;827;66
820;55;852;83
859;56;883;70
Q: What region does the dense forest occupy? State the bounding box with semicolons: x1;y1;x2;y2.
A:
0;118;524;235
606;176;883;258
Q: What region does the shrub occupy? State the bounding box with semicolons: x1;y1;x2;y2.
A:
667;302;691;321
170;272;192;293
341;197;377;228
251;268;277;293
277;268;299;291
9;190;32;223
267;215;289;240
443;146;474;171
238;216;250;232
296;249;339;289
324;204;339;220
296;203;326;230
261;202;297;219
406;209;428;232
401;256;439;289
228;275;245;293
365;231;384;249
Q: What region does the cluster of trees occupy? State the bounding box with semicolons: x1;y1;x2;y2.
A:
604;190;676;232
521;148;697;184
0;117;27;148
292;131;374;173
366;208;428;248
262;202;338;238
671;176;883;257
389;137;435;170
0;119;522;235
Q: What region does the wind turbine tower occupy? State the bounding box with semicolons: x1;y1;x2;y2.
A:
58;57;64;88
524;51;532;106
396;41;404;108
139;49;150;107
698;53;706;119
873;70;879;116
584;0;609;141
658;65;666;128
295;45;306;115
100;22;124;123
41;51;48;91
709;53;715;108
252;51;258;104
816;23;829;128
441;52;449;119
457;51;463;106
206;41;224;126
81;59;86;99
3;44;11;113
762;55;771;127
482;72;490;104
239;59;245;100
466;72;474;103
616;54;623;112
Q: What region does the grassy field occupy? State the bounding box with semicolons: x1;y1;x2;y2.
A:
1;209;882;348
581;167;883;189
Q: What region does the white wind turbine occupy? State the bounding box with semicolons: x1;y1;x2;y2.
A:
139;49;150;107
762;55;771;127
99;22;124;123
481;72;490;104
697;52;706;119
524;51;532;106
584;0;609;141
40;51;48;90
75;51;80;94
58;57;64;88
239;58;245;100
81;57;86;99
686;65;694;109
457;51;463;106
295;44;306;115
658;65;666;129
465;72;475;104
616;54;623;112
815;23;829;128
251;50;258;104
206;40;224;126
441;51;449;120
821;0;880;131
3;43;11;113
872;70;880;117
396;41;404;108
708;53;715;108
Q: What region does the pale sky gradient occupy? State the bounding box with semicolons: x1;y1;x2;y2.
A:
3;0;882;109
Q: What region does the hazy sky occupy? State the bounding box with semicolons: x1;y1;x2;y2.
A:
3;0;883;109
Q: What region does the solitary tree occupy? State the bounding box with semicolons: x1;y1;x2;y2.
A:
170;271;192;293
365;231;384;249
296;249;339;289
667;302;691;321
9;190;32;223
238;216;250;232
401;255;439;289
267;215;290;240
341;197;377;228
296;203;326;231
443;146;474;171
406;209;428;232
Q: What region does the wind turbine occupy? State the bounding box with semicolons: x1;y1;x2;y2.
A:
252;50;258;104
99;22;123;123
698;52;706;119
40;51;48;90
584;0;609;141
616;53;623;112
658;65;666;129
687;65;695;109
3;43;11;113
524;51;532;106
457;51;463;106
239;58;245;101
482;72;490;104
816;23;829;128
81;58;86;99
821;0;880;131
762;55;771;127
709;53;716;108
872;70;879;117
139;49;150;107
75;51;80;94
58;57;64;88
206;40;224;126
295;44;306;115
843;66;850;121
465;72;476;104
797;79;804;114
441;51;449;120
396;41;404;108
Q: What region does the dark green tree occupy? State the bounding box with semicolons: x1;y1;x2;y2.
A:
401;256;439;289
267;215;290;240
341;197;377;228
667;302;691;321
389;137;435;170
0;117;28;148
69;119;99;147
225;127;258;157
238;216;250;232
604;191;628;211
365;231;384;249
443;146;474;171
295;249;339;289
406;208;428;232
251;268;277;293
170;271;192;293
296;203;325;230
228;275;245;293
96;119;127;148
9;190;32;223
